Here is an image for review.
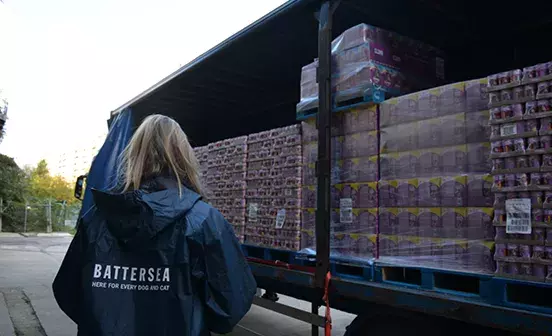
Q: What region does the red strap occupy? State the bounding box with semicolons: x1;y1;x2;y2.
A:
246;257;316;273
323;271;332;336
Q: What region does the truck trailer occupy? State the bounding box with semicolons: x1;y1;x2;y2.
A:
75;1;552;335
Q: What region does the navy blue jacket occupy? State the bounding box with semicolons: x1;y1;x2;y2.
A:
53;177;257;336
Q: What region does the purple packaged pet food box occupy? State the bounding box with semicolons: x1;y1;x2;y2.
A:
438;82;466;116
440;113;466;147
396;178;419;207
397;208;420;237
418;208;442;237
467;208;494;240
379;208;399;235
417;88;440;120
467;142;491;173
419;148;442;176
418;177;441;207
396;151;420;178
465;78;488;112
442;207;467;239
467;174;493;207
417;117;443;150
442;145;467;174
441;175;467;207
379;180;398;207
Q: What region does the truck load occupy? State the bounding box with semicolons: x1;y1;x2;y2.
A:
77;1;552;335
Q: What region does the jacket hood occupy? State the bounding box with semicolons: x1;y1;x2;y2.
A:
91;176;201;248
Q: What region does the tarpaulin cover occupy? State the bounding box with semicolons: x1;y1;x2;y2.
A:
79;108;134;221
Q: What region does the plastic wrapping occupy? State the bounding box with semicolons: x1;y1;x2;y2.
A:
297;23;446;114
488;63;552;282
205;137;248;243
300;104;378;261
244;125;303;251
377;80;495;274
297;59;403;113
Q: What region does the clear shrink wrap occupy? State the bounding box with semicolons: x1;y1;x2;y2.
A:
300;104;379;262
377;79;495;274
297;23;446;114
245;125;303;251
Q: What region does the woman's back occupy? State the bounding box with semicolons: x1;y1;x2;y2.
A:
52;115;256;336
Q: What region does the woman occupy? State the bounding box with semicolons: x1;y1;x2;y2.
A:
53;115;257;336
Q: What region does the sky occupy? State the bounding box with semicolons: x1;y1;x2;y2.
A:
0;0;287;167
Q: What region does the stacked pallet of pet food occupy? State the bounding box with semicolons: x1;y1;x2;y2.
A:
244;125;303;251
488;64;552;282
296;23;446;116
206;137;248;243
193;145;209;193
377;78;495;274
300;105;379;261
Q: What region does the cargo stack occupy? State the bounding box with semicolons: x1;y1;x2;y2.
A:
488;63;552;282
207;136;248;243
296;23;446;115
193;145;209;194
377;79;495;274
301;105;379;261
244;125;303;251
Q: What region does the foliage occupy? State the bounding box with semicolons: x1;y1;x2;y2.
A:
0;157;81;232
27;159;75;204
0;154;27;202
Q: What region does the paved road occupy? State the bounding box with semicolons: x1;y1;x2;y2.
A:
0;235;354;335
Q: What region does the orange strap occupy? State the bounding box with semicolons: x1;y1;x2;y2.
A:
322;271;332;336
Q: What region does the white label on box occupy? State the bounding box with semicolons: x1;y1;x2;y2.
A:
275;209;286;229
506;198;532;234
340;198;353;224
500;124;517;137
248;203;258;221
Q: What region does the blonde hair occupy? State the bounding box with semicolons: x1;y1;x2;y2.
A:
118;114;203;196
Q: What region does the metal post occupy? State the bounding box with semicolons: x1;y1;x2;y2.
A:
46;199;52;233
0;198;3;232
23;201;28;233
315;0;333;290
314;2;334;335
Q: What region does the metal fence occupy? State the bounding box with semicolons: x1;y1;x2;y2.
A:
0;199;81;233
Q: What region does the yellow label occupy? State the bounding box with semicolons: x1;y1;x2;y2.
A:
350;183;360;191
368;234;377;243
304;208;316;215
483;175;493;183
454;239;468;249
454;176;467;185
408;178;419;187
388;180;399;188
429;177;441;186
382;208;399;216
381;234;399;243
478;78;486;85
369;155;378;163
334;184;344;191
453;82;465;90
335;233;345;240
349;233;360;240
483;241;495;249
407;236;421;244
352;158;360;164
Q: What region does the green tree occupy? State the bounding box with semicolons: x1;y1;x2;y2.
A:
0;154;27;202
27;160;74;203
